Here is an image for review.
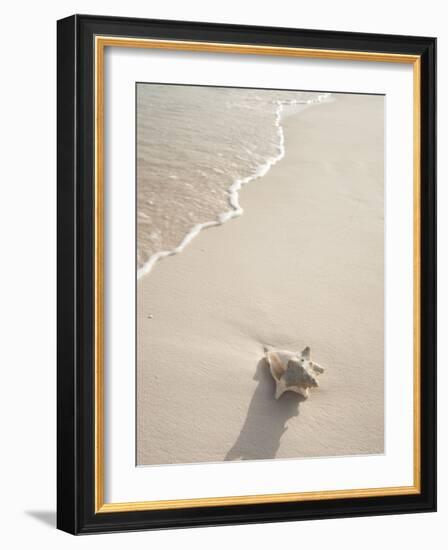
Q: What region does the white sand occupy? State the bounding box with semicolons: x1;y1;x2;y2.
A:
137;94;384;465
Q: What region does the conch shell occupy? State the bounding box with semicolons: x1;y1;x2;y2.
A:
264;346;325;400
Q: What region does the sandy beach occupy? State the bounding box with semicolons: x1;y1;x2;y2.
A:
137;93;384;466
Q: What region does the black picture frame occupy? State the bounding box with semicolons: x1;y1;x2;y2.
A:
57;14;436;535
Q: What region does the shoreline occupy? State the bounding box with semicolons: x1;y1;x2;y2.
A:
137;97;328;279
137;93;384;466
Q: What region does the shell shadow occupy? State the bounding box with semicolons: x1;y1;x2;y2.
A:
224;358;304;461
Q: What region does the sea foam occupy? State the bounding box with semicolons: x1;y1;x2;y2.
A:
137;86;331;279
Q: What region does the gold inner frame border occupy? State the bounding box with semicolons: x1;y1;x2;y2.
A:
94;35;421;513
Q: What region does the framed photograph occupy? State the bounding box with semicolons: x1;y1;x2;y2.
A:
57;14;436;534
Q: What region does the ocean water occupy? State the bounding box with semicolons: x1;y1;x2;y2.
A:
137;84;330;277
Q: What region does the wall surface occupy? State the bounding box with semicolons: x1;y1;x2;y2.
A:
0;1;444;548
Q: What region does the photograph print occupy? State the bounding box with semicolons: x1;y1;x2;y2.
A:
136;83;384;466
